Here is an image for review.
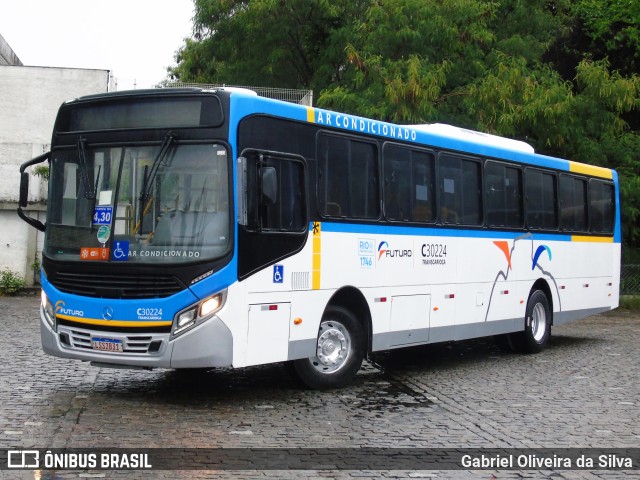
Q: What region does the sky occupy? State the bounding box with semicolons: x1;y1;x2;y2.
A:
0;0;195;91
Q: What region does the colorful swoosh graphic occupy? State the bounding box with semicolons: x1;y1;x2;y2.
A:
532;245;552;270
493;241;512;270
486;236;560;322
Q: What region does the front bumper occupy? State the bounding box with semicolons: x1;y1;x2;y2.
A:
40;306;233;369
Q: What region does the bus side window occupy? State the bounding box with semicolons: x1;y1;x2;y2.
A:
439;159;460;224
318;135;348;217
589;180;615;234
318;133;379;220
525;169;558;230
559;174;587;232
383;148;410;221
411;150;435;222
485;162;523;228
243;151;306;233
383;144;436;224
438;154;481;225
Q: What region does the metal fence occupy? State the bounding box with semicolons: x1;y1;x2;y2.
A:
621;265;640;295
162;82;313;106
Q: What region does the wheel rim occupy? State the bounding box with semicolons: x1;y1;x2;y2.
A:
531;302;547;342
310;320;351;374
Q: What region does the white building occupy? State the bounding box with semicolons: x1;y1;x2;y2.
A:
0;34;110;285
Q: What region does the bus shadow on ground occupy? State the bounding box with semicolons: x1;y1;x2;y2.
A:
82;333;601;408
366;333;603;377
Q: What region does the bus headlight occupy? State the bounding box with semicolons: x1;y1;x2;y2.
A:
176;309;197;329
41;290;55;329
200;295;222;317
171;291;226;338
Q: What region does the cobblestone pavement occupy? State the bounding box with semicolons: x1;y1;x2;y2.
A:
0;295;638;479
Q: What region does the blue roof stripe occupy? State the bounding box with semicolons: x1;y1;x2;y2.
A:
230;93;577;172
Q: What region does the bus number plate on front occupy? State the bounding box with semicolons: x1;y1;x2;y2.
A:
91;337;123;353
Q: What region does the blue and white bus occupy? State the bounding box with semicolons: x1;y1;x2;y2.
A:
18;87;620;388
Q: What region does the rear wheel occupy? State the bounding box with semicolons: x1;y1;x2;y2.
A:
515;290;551;353
293;306;365;389
496;289;551;353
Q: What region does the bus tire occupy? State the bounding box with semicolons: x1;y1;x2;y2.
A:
293;306;365;389
518;289;551;353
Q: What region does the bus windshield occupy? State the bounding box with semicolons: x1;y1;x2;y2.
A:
45;142;231;264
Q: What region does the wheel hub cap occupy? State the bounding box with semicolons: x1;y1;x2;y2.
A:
312;321;351;373
531;303;546;342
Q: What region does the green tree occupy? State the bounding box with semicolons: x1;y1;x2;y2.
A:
553;0;640;77
170;0;640;249
169;0;368;93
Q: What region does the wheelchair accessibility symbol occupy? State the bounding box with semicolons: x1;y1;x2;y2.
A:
273;265;284;284
112;241;130;261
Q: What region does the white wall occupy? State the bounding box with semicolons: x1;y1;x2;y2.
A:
0;65;109;284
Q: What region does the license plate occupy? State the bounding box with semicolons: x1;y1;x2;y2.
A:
91;337;123;352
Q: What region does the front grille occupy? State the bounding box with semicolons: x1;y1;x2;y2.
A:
59;326;167;355
50;271;184;299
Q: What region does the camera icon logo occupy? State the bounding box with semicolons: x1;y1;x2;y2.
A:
7;450;40;469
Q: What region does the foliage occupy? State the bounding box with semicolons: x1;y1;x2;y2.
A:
31;254;41;274
568;0;640;76
0;269;25;296
32;165;50;181
169;0;369;93
619;296;640;311
170;0;640;248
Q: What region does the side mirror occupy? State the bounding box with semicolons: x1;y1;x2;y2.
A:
261;166;277;205
19;172;29;208
17;151;49;232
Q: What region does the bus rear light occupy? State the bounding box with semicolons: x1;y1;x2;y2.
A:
445;294;455;299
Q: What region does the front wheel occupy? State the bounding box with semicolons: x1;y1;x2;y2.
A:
293;306;365;389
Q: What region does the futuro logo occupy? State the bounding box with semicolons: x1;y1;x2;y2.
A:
377;241;389;260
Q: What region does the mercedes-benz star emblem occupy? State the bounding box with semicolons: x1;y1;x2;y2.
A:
102;306;114;321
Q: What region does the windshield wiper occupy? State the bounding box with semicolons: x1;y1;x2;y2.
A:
77;138;95;199
138;131;176;233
